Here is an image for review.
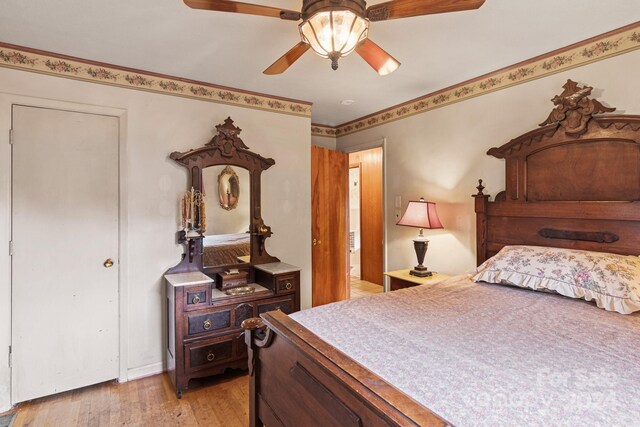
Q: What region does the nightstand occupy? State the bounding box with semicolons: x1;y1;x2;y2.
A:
384;269;450;291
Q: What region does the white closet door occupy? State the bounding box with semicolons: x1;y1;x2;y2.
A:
11;106;119;403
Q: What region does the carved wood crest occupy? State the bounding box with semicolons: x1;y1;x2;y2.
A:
539;79;616;136
206;117;250;157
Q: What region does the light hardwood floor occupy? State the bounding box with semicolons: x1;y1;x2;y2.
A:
3;284;382;426
350;277;384;299
4;370;249;426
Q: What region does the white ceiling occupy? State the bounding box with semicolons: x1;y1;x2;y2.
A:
0;1;638;125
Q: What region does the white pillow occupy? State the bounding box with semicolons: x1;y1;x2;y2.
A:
473;245;640;314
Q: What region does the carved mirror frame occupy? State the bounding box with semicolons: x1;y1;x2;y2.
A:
169;117;279;273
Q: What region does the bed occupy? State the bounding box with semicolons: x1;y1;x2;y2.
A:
242;80;640;426
202;232;250;266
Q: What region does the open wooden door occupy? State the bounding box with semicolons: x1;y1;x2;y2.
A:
351;147;383;286
311;146;349;307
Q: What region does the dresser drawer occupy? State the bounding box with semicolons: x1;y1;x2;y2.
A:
186;289;207;306
187;309;231;336
234;302;255;327
257;296;294;315
276;274;297;294
183;284;210;311
186;337;233;371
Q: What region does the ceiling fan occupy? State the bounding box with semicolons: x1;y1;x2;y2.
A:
184;0;485;75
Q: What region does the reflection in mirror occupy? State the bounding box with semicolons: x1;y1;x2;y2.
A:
202;165;251;268
218;166;240;210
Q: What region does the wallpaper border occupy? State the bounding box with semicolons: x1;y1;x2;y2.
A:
0;21;638;130
312;22;640;137
0;42;312;118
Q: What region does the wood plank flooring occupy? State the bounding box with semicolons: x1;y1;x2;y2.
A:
4;370;248;426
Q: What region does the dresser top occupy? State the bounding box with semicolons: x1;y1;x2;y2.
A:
253;262;301;275
165;271;214;287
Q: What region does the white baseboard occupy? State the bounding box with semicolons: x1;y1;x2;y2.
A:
126;362;165;382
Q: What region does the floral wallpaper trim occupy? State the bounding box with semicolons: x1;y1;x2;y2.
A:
311;22;640;138
0;43;312;117
311;124;338;137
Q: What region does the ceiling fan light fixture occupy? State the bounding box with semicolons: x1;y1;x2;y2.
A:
299;10;369;70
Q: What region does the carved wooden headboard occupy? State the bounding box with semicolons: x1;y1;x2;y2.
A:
474;80;640;265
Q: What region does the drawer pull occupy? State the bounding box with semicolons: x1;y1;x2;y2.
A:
192;295;201;304
203;319;212;330
285;282;292;290
206;352;215;362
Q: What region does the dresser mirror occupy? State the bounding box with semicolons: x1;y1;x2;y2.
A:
202;165;251;267
169;116;279;274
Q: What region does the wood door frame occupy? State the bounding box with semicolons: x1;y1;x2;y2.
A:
342;138;388;292
0;95;128;411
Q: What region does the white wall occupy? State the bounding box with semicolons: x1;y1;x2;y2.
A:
337;50;640;277
0;66;311;411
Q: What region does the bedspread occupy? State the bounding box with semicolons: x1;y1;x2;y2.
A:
291;275;640;426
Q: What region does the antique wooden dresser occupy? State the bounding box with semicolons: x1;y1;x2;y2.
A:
164;117;301;397
165;263;300;397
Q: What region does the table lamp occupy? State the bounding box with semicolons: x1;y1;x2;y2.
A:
396;198;443;277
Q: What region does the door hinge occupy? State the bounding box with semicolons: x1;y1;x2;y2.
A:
9;241;13;256
8;345;11;369
9;129;14;145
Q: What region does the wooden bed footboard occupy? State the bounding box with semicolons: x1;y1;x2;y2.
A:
242;311;450;427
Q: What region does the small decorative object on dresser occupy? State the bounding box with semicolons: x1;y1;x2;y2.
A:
165;117;301;398
396;198;444;277
217;270;248;290
384;269;450;291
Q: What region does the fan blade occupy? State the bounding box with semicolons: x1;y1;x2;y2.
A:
184;0;301;20
355;39;400;76
367;0;485;21
263;42;311;75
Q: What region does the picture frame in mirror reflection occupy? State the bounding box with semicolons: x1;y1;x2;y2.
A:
218;165;240;210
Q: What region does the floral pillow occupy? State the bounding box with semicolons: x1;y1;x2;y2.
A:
473;245;640;314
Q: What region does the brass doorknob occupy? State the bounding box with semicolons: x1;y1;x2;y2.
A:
103;258;114;268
